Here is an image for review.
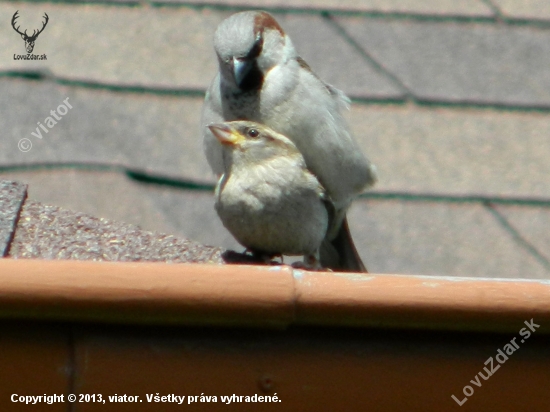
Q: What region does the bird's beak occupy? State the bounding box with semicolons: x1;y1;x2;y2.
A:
233;57;253;87
207;123;245;146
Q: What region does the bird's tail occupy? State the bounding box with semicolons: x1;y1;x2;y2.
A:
320;216;367;273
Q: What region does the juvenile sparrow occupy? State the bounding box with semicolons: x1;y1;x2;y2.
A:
208;121;331;269
201;10;376;272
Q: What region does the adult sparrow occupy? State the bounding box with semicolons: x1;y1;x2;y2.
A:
209;121;331;269
201;11;376;272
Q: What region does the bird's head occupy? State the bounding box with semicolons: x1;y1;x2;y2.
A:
213;11;295;91
207;121;301;168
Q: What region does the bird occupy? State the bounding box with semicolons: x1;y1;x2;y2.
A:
201;10;377;272
208;121;331;270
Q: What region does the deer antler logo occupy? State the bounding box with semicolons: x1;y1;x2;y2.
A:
11;11;49;54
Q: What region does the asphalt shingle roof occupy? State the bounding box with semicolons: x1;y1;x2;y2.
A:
1;0;549;277
1;180;225;263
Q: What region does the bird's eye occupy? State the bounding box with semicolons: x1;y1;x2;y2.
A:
247;128;260;138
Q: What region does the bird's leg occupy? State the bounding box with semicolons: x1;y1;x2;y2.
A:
222;249;276;265
292;251;326;271
247;249;283;265
304;252;322;270
272;254;284;264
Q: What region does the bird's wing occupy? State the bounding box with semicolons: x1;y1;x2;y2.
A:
295;56;350;111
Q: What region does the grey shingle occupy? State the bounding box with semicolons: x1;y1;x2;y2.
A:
271;13;405;100
0;180;27;257
0;3;226;90
143;183;242;252
162;0;494;16
492;0;550;20
348;104;550;197
348;200;550;278
0;78;212;182
338;17;550;107
0;170;177;236
493;205;550;267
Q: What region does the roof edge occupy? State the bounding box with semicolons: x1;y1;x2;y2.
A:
0;259;548;332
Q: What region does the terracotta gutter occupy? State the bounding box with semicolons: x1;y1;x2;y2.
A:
0;259;549;333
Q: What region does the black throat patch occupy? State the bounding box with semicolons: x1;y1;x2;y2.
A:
238;62;264;92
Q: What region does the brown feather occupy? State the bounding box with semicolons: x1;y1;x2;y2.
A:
254;11;284;36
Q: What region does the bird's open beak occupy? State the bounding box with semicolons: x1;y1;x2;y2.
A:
208;123;245;146
233;57;253;87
